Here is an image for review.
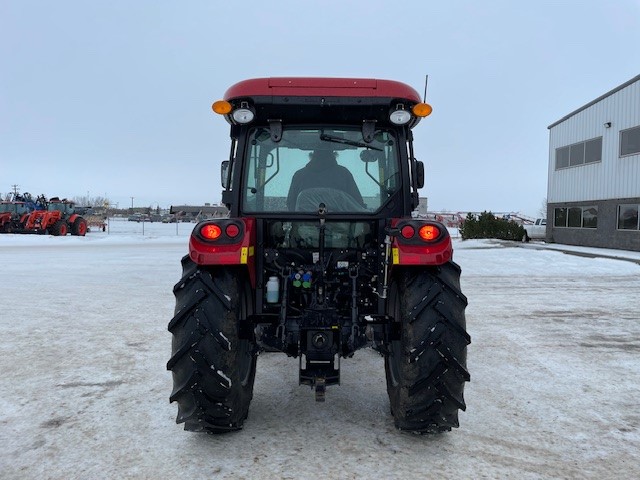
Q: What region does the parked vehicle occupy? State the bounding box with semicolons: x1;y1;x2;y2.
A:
167;77;470;434
21;197;87;236
0;201;30;233
523;218;547;241
128;213;151;222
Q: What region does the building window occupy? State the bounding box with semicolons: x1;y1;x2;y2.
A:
568;207;582;227
554;207;567;227
555;137;602;170
582;207;598;228
554;206;598;228
620;126;640;157
556;147;569;168
618;204;639;230
585;138;602;164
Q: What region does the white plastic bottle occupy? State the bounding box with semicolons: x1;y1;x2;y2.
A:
266;276;279;303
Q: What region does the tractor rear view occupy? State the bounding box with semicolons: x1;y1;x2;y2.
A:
167;77;470;434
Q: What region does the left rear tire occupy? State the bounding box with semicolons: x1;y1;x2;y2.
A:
167;257;257;433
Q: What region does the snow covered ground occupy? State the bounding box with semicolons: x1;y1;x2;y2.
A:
1;220;639;479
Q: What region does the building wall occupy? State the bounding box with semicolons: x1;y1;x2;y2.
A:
546;76;640;251
547;198;640;251
548;78;640;203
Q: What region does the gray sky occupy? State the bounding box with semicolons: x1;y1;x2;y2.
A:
2;0;639;216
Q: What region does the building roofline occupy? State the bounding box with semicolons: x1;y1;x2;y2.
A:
548;73;640;129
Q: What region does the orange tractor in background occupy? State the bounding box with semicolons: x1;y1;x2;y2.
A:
21;197;88;236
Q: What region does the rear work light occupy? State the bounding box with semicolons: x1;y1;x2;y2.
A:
212;99;255;124
200;224;222;240
390;102;433;125
231;101;255;124
389;104;411;125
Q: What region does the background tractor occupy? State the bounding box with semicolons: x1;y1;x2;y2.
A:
168;77;470;434
0;201;31;233
20;197;87;236
0;193;45;233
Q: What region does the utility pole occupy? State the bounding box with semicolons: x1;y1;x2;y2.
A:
11;184;19;195
131;197;134;209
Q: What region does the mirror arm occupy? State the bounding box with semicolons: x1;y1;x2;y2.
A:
362;120;376;143
268;119;282;142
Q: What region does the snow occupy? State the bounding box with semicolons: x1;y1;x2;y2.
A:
1;223;640;479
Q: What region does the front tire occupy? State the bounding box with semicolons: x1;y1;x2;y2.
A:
167;257;257;433
385;263;470;433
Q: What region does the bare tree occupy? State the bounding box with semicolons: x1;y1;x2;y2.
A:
72;195;111;207
538;198;547;218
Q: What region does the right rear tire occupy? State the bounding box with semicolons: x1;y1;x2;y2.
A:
385;263;470;433
167;257;257;433
71;217;87;236
49;220;68;236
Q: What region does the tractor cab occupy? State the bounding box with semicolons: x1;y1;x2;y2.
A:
48;198;76;215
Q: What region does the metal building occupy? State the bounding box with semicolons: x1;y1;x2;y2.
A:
547;74;640;251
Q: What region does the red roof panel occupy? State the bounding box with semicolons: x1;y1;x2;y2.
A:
224;77;421;102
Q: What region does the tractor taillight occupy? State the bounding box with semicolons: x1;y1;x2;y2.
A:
419;225;440;241
201;224;222;240
225;224;240;238
401;225;415;239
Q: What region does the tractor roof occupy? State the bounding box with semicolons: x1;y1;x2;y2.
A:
221;77;425;127
224;77;421;103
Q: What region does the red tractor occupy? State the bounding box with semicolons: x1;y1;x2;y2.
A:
0;201;31;233
21;197;88;236
167;78;470;434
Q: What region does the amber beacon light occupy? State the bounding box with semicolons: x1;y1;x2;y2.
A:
212;100;232;115
412;102;433;117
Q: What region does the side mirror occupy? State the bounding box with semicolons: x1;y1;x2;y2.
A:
415;160;425;189
359;150;378;163
221;161;230;189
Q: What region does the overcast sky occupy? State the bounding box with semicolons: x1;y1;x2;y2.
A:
2;1;639;216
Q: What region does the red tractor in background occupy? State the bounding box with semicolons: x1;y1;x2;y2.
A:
21;197;88;236
0;201;31;233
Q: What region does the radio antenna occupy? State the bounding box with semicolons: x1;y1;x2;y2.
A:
423;75;429;103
